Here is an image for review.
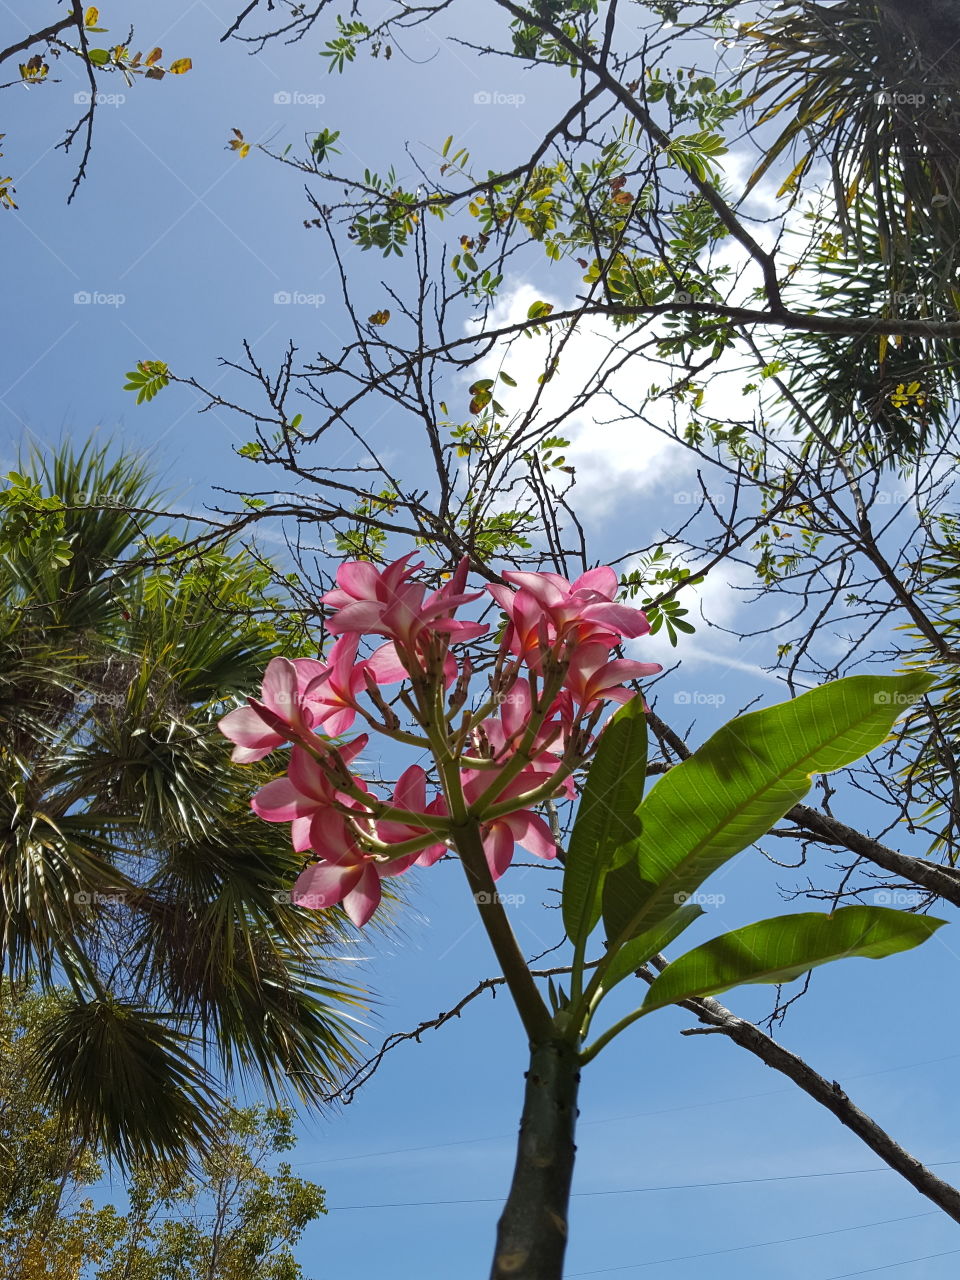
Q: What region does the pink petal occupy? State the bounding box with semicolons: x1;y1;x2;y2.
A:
343;864;383;927
293;657;329;689
572;566;618;599
252;777;317;823
218;706;284;760
580;602;651;637
338;734;369;767
379;851;417;878
293;860;362;911
501;571;566;606
317;704;357;736
486;583;517;613
505;811;557;860
309;809;358;858
287;748;333;802
261;657;300;714
394;764;427;812
325;600;389;635
365;641;409;683
335;559;382;600
483;822;515;880
415;842;448;867
291;815;314;852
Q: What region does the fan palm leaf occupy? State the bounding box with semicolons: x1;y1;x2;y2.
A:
0;440;370;1170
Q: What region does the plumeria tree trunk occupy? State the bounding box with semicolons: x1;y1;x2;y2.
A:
491;1038;581;1280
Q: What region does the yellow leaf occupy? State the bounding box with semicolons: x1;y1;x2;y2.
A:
368;310;390;325
878;333;888;365
145;47;162;66
84;7;99;27
239;142;250;158
169;57;192;74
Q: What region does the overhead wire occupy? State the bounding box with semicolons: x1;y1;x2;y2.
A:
327;1158;960;1210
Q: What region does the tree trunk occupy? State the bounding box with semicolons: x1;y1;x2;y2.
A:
490;1039;581;1280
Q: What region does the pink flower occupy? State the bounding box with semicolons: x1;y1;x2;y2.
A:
293;826;413;928
218;657;319;763
376;765;448;865
460;769;559;878
301;635;371;736
481;809;557;880
488;565;651;662
562;643;661;708
251;738;368;852
322;554;487;651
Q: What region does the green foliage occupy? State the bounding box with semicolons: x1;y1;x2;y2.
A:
640;907;946;1013
738;0;960;282
0;987;326;1280
320;17;371;73
620;551;703;646
123;360;169;404
562;697;646;947
563;674;946;1061
310;128;341;165
0;471;72;568
602;673;933;946
0;440;365;1170
562;674;937;1032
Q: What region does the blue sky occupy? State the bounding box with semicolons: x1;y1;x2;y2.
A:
3;2;960;1276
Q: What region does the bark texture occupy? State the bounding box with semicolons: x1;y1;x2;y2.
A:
491;1039;581;1280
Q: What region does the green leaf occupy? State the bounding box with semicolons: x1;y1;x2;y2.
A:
641;907;947;1014
562;696;647;946
606;673;933;944
87;48;110;66
599;903;704;996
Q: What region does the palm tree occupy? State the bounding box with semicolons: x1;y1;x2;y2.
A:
740;0;960;283
737;1;960;455
0;440;365;1168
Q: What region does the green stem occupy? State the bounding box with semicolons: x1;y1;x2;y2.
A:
450;820;553;1044
579;1005;648;1065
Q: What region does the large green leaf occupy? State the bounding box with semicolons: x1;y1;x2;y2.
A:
603;673;933;945
562;695;647;945
641;906;947;1014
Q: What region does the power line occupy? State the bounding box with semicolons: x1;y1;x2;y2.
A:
328;1159;960;1210
823;1247;960;1279
566;1210;937;1276
297;1050;960;1170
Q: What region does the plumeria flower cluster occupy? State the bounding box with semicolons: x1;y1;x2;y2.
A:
220;554;660;927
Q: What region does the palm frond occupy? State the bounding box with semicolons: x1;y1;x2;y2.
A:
739;0;960;283
29;994;221;1169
